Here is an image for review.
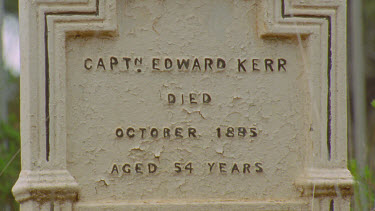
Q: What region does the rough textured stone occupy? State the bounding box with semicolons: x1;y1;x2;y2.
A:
14;0;351;210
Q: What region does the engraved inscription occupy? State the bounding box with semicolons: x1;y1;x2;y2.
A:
83;57;288;72
110;162;264;176
111;163;158;175
115;126;259;140
216;127;258;138
168;93;212;105
208;162;263;174
115;127;199;139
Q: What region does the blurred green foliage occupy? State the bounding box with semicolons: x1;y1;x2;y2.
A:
0;73;19;211
0;71;20;210
364;0;375;20
4;0;18;15
1;0;20;210
364;0;375;73
0;117;20;210
349;160;375;210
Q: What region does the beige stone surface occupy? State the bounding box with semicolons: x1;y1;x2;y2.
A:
14;0;351;210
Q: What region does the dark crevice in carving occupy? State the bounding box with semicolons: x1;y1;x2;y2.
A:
50;202;54;211
330;199;334;211
281;0;333;161
44;14;50;162
44;0;99;161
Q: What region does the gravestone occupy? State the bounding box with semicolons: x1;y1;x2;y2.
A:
13;0;352;210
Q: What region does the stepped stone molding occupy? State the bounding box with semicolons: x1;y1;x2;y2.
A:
258;0;352;197
13;0;117;208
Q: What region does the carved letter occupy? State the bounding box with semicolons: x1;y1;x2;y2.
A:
192;58;201;71
217;58;226;69
177;59;190;70
205;58;213;70
165;58;173;69
110;57;118;70
203;93;211;104
152;58;160;70
278;58;287;71
168;94;176;104
84;58;92;70
111;164;119;174
238;59;247;72
148;163;158;173
265;59;274;72
97;58;106;70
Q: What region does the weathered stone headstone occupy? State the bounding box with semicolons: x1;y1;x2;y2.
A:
13;0;352;210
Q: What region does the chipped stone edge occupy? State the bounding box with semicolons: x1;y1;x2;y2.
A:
295;168;354;197
12;170;80;204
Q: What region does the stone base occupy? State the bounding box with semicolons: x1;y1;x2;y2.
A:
296;168;354;197
12;170;79;204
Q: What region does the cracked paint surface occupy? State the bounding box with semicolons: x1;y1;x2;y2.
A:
65;0;308;204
